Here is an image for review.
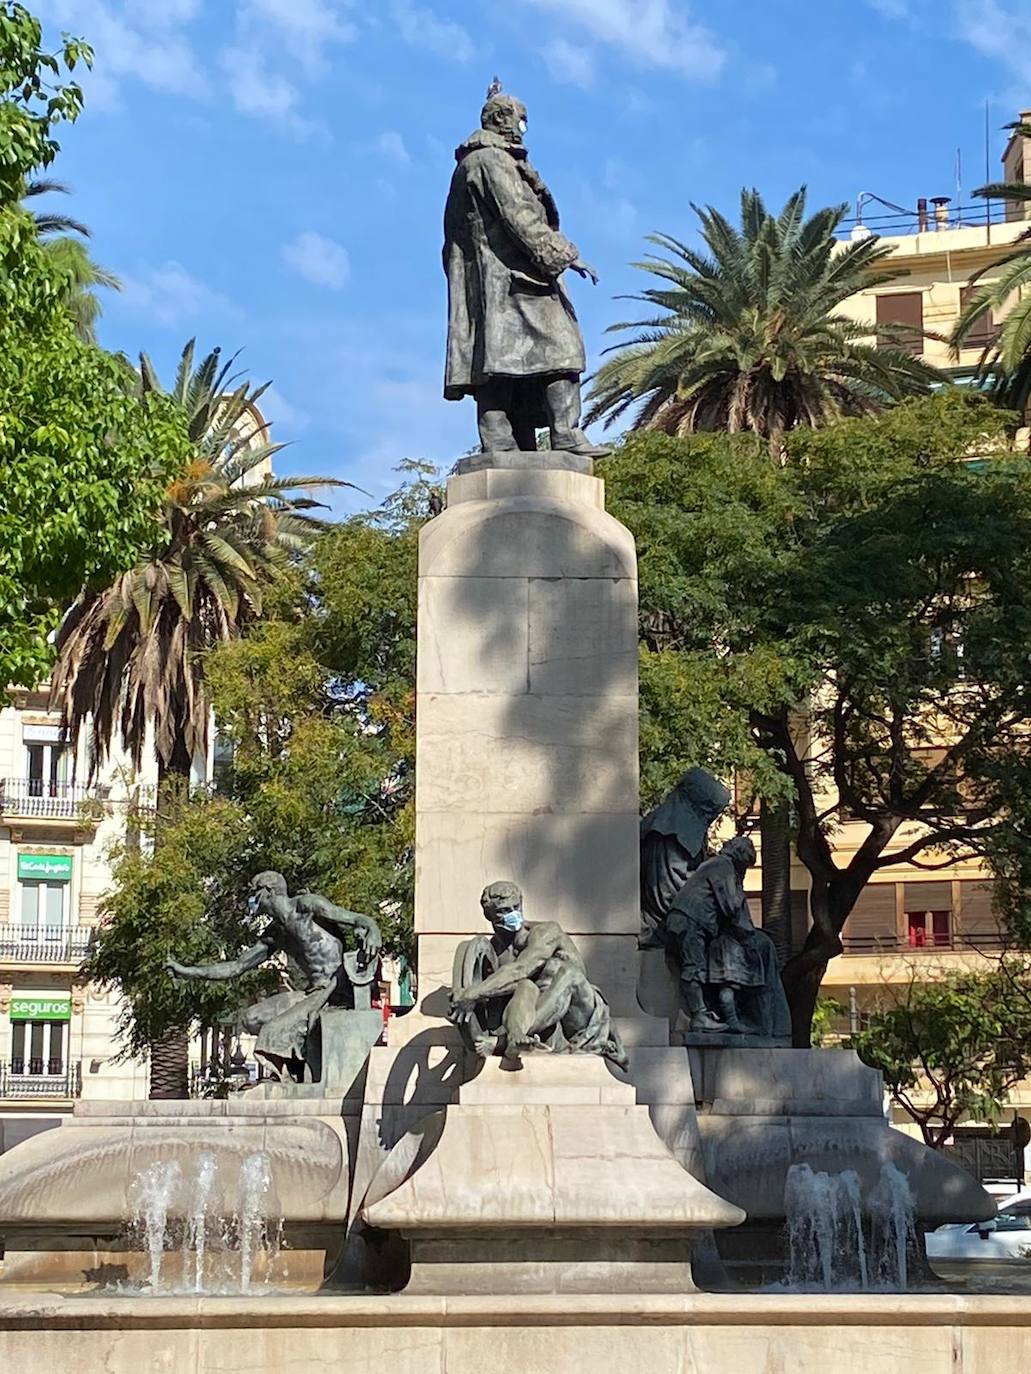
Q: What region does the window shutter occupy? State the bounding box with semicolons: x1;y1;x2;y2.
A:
958;881;1003;940
960;286;997;349
903;881;952;912
876;292;924;355
843;883;898;949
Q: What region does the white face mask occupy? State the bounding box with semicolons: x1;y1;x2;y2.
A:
517;118;527;134
499;909;524;932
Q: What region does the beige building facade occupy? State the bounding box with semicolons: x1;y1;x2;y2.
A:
748;115;1031;1179
0;685;153;1153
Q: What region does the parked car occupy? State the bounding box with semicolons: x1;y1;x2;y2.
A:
927;1194;1031;1275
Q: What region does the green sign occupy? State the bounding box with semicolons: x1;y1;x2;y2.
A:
10;995;72;1022
17;854;72;882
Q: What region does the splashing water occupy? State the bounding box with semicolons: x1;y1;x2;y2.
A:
123;1152;282;1294
869;1162;916;1291
128;1160;183;1290
783;1162;915;1291
238;1152;274;1294
182;1152;219;1293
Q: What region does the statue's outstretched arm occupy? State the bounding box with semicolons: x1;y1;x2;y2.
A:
166;938;273;982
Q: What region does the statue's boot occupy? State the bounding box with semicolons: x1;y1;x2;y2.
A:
545;376;613;458
689;1009;728;1033
683;980;726;1034
716;989;746;1034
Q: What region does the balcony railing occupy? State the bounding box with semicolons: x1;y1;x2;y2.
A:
0;777;106;820
0;925;92;962
0;1061;81;1099
835;200;1018;241
842;929;1007;955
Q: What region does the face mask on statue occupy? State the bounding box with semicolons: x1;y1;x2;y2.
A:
499;909;524;932
247;894;261;915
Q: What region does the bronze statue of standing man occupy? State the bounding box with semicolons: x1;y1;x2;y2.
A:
443;80;610;459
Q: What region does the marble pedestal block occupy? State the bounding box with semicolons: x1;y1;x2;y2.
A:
415;457;640;1010
361;1055;743;1294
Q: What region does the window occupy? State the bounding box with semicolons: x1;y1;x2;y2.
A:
10;1020;66;1076
960;286;999;350
906;909;951;948
19;880;65;936
904;882;952;947
994;1210;1031;1233
876;292;924;356
24;731;69;798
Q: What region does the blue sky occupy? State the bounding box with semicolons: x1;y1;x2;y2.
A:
31;0;1031;510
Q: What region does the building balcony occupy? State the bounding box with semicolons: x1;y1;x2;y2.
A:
0;778;107;823
0;925;93;964
841;929;1006;955
0;1061;82;1100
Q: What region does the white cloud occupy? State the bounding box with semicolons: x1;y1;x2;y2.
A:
518;0;725;81
391;1;475;63
219;44;323;139
236;0;356;69
543;36;595;87
954;0;1031;97
376;130;412;164
118;262;235;328
35;1;208;99
282;231;351;290
261;385;310;435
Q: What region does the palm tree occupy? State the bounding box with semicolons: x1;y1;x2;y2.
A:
23;178;120;342
589;188;943;958
951;122;1031;418
586;187;942;446
51;341;346;1097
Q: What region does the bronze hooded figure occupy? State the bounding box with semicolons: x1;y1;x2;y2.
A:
443;81;610;458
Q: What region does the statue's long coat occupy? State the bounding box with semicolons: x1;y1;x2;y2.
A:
443;129;585;397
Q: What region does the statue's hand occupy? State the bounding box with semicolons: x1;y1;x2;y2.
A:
165;958;189;979
360;924;383;959
570;258;599;285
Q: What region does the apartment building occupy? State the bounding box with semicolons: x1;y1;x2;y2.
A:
0;686;154;1153
747;114;1031;1175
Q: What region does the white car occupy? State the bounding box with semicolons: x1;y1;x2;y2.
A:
927;1195;1031;1274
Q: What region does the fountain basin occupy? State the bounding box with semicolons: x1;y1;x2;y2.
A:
0;1097;355;1290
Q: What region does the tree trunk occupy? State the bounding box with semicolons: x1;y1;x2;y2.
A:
760;797;793;964
149;1027;190;1100
147;734;194;1099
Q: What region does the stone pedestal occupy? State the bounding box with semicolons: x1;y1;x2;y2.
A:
415;457;640;1014
361;1056;743;1294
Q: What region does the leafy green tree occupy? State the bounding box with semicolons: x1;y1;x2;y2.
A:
951;122;1031;417
852;964;1031;1147
603;392;1031;1043
89;466;436;1089
24;177;120;341
0;4;185;691
51;341;345;781
83;788;279;1097
586;187;941;445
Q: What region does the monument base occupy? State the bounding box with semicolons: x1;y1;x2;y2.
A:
361;1055;743;1294
0;1292;1028;1372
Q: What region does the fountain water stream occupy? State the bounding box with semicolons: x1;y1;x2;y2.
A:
123;1152;283;1294
784;1162;916;1291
